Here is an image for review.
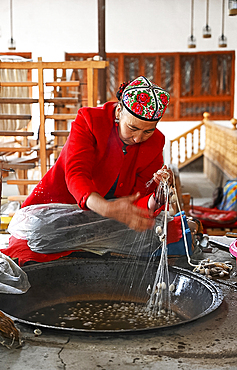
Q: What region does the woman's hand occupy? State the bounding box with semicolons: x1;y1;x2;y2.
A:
153;165;174;186
86;192;155;232
148;165;174;212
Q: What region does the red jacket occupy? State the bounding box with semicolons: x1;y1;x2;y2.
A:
22;102;165;209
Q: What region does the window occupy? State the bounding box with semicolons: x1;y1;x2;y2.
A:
65;51;235;121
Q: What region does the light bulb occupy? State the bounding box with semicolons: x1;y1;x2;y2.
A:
218;34;227;47
188;35;196;48
8;37;16;50
203;24;212;38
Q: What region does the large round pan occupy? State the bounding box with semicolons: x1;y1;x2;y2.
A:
0;258;223;334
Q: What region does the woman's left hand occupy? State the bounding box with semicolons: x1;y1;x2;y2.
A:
148;165;174;212
153;165;174;186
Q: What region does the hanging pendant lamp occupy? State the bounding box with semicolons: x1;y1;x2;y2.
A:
188;0;196;48
229;0;237;15
8;0;16;50
203;0;212;38
219;0;227;47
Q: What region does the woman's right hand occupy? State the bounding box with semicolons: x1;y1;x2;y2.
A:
86;192;155;232
106;193;155;232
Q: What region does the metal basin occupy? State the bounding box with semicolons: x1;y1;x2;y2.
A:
0;258;223;334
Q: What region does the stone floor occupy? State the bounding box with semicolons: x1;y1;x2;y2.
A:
179;172;216;207
1;172;237;370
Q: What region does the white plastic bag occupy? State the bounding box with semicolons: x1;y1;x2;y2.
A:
7;203;159;256
0;252;30;294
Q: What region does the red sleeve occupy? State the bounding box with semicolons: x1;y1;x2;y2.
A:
65;112;98;209
133;151;164;197
135;192;166;216
131;131;165;205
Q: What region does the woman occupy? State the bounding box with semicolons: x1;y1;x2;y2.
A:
23;76;171;229
2;76;172;265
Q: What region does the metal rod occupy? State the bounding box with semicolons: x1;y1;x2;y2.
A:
191;0;194;36
222;0;225;35
98;0;106;103
10;0;13;41
206;0;209;26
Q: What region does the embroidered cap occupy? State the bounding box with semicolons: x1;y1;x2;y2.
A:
121;76;170;121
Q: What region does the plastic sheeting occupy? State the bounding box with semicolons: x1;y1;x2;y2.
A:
1;201;20;216
8;203;192;258
0;252;30;294
8;203;163;256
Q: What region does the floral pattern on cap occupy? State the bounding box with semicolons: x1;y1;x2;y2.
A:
122;76;170;121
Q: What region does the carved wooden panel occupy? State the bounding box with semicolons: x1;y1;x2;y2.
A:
180;55;195;97
107;57;119;101
160;56;174;96
124;56;140;82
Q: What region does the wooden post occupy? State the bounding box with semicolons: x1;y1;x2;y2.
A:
53;68;58;162
182;193;191;215
170;142;173;165
87;68;94;107
38;57;47;176
178;139;181;166
0;169;2;221
17;169;27;195
98;0;106;103
93;69;98;106
231;118;237;130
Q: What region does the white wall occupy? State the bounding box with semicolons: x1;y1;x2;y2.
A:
0;0;236;143
0;1;236;60
0;0;98;60
106;0;237;52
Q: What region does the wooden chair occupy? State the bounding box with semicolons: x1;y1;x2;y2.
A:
0;56;40;195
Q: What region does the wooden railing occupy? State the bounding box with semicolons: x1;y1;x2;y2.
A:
170;119;206;169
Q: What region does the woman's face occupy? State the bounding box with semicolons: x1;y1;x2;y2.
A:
116;104;157;146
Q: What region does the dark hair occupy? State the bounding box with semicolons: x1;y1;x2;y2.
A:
116;81;131;100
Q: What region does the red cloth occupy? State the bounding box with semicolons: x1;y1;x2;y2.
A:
22;102;165;209
1;215;183;267
2;236;74;267
230;239;237;258
167;214;183;244
189;205;237;228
